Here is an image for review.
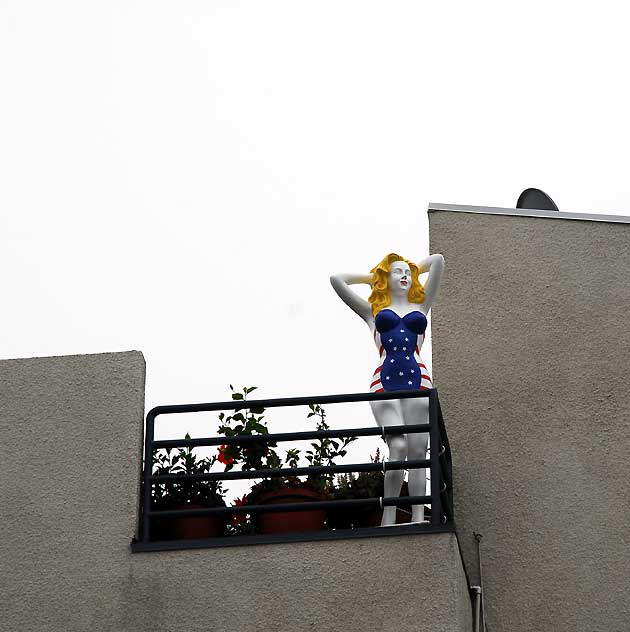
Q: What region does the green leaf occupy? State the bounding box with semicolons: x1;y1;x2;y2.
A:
232;393;244;400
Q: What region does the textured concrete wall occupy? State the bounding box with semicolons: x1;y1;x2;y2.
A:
0;351;472;632
126;533;472;632
0;352;147;631
429;209;630;632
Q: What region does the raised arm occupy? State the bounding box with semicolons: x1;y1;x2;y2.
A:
417;254;444;313
330;273;373;323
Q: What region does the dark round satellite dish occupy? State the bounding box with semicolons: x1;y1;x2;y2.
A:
516;188;559;211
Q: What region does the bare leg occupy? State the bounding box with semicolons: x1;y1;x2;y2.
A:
401;397;429;523
370;400;406;526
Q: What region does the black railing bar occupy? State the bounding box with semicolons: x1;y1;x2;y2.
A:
441;493;453;514
438;453;450;481
147;389;433;418
149;495;432;518
428;390;442;528
152;423;431;449
437;405;451;454
427;451;450;469
151;459;430;483
436;446;451;470
440;490;453;520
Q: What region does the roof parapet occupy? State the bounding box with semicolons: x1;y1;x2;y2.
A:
428;202;630;224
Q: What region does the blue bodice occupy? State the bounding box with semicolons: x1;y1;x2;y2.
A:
375;309;428;391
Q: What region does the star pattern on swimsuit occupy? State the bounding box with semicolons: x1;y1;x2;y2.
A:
372;310;431;392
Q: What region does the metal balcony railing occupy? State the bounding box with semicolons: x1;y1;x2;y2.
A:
131;389;453;552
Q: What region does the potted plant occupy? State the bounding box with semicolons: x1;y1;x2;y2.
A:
151;436;227;540
251;402;357;534
224;494;256;537
218;388;355;535
328;448;422;529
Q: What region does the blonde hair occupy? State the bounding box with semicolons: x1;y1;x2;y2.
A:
368;253;425;317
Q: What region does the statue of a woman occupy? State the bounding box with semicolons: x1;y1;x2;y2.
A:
330;252;444;525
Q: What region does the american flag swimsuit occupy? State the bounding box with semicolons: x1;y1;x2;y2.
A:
370;309;432;393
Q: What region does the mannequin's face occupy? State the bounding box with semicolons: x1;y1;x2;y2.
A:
389;260;411;297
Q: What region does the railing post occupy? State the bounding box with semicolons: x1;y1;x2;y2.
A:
142;410;156;542
428;389;442;528
438;402;454;522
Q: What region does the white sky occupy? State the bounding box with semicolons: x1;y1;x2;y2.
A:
2;1;630;457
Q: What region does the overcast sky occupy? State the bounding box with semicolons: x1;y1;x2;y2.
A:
2;1;629;448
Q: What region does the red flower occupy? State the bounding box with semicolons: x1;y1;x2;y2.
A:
232;495;249;526
218;445;234;465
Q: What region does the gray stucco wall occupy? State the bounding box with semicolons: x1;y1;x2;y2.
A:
0;351;472;632
0;352;147;631
126;533;472;632
429;208;630;632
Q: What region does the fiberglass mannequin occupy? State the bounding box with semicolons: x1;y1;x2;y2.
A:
330;252;444;525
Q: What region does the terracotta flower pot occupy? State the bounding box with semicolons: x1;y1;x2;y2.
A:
152;503;226;541
254;487;326;535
